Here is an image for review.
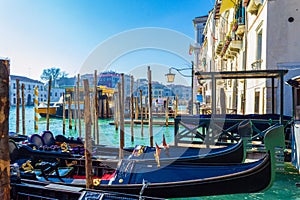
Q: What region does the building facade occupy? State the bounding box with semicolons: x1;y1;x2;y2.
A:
10;75;47;106
98;71;131;97
197;0;300;116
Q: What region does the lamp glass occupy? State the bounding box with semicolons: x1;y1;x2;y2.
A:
166;73;175;83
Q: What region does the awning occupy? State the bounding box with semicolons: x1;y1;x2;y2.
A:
219;0;238;14
195;69;288;80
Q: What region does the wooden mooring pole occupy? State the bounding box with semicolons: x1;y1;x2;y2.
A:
99;92;103;118
130;75;134;142
46;77;52;131
165;97;169;126
91;94;95;140
106;97;109;118
94;70;99;145
114;91;119;130
140;89;144;137
135;97;139;120
77;75;82;137
175;95;178;118
34;86;39;131
62;93;66;135
0;59;10;200
75;85;79;132
68;94;73;129
103;96;107;118
16;79;20;133
21;83;26;135
144;96;148;120
148;66;153;147
73;86;77;131
83;79;93;189
119;73;125;159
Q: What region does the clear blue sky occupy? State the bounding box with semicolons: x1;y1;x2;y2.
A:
0;0;213;83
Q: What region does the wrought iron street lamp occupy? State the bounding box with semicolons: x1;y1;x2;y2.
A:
165;68;176;83
165;61;195;114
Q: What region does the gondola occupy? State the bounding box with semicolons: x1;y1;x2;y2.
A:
91;124;282;198
52;128;247;164
13;124;284;198
9;120;251;172
10;128;245;171
10;174;164;200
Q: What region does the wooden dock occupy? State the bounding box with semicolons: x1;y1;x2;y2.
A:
109;120;174;126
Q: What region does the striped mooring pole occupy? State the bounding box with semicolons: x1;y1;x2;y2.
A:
34;86;39;131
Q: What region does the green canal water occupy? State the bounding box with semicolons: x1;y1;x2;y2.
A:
9;106;300;200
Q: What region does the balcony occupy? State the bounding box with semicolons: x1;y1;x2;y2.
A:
225;53;234;60
216;41;224;55
234;2;245;36
229;40;242;53
236;24;245;36
224;48;235;60
228;49;237;57
247;0;263;15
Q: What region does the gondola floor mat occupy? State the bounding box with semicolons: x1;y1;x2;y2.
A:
45;183;83;192
71;179;86;185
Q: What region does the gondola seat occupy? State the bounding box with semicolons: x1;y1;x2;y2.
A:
55;134;68;143
41;130;56;146
28;134;44;148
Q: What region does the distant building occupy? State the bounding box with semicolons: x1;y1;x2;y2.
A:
10;75;47;106
98;71;131;96
136;78;148;86
49;87;65;102
167;84;192;103
98;71;121;88
10;75;65;105
56;76;76;87
134;81;176;102
81;73;95;86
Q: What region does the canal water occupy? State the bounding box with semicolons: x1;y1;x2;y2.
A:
9;106;300;200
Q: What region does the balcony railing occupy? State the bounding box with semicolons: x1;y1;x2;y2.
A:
229;40;243;53
251;59;263;70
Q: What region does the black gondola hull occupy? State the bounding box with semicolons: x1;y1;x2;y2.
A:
93;154;271;198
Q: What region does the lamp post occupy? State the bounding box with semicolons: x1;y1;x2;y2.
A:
165;61;194;115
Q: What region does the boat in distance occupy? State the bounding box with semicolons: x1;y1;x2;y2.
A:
37;101;64;118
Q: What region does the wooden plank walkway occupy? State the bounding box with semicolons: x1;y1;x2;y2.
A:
109;120;174;126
